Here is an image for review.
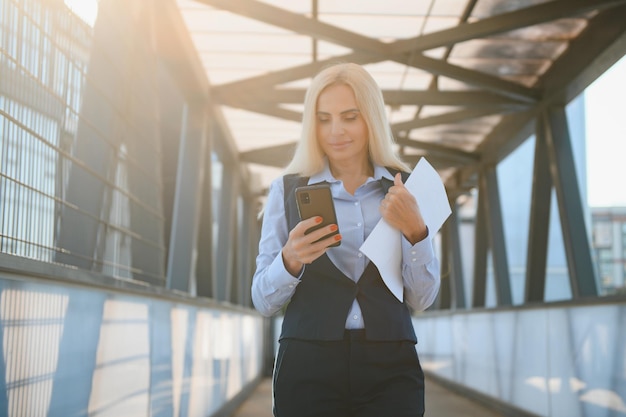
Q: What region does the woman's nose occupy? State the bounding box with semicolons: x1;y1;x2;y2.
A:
330;120;344;135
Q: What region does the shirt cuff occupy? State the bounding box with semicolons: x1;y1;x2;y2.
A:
402;231;434;265
267;252;302;290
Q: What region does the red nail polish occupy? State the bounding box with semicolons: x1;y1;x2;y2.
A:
330;224;338;231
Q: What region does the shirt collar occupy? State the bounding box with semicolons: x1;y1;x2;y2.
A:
308;158;395;185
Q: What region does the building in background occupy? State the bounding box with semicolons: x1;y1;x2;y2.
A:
591;206;626;295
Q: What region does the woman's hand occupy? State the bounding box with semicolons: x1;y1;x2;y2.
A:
380;173;428;245
281;217;341;276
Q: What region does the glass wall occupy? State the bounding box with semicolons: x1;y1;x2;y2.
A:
0;0;169;284
0;0;255;304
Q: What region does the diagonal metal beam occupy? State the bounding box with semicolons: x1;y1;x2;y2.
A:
222;96;526;131
472;174;488;308
211;51;374;94
545;107;598;298
408;54;540;102
400;154;469;171
214;87;529;108
240;142;297;168
196;0;391;55
525;115;552;303
213;49;538;103
482;166;512;306
239;104;302;123
211;0;625;97
538;3;626;103
389;0;626;54
383;90;529;108
452;4;626;191
395;137;480;164
391;107;504;131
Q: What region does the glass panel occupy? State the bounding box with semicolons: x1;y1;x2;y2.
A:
585;55;626;296
545;190;573;302
0;0;167;284
415;302;626;417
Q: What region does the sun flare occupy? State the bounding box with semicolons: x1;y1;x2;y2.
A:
64;0;99;27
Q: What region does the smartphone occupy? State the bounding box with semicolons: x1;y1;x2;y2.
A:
295;184;341;247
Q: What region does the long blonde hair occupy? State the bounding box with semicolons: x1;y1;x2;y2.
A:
283;62;409;176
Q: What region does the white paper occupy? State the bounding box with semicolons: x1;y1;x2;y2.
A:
359;158;452;301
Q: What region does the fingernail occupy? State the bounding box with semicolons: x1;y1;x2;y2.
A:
334;234;342;241
330;224;338;231
315;217;323;224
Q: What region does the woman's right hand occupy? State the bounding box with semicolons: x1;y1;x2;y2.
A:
281;216;341;276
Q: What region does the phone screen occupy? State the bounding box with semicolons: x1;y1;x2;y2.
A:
295;184;340;247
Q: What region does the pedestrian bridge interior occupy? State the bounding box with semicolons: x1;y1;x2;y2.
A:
0;0;625;416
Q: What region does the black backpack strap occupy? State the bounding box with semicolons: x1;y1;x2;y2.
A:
283;174;310;231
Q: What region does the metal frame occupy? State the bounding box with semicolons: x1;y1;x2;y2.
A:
544;107;598;298
166;102;208;293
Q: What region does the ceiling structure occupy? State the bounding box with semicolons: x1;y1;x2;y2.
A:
175;0;626;196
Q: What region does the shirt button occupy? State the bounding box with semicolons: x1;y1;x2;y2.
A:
357;253;363;258
411;258;417;262
354;202;359;206
288;284;294;288
357;222;362;227
353;315;359;320
411;250;417;255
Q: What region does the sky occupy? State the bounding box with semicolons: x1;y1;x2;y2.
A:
585;55;626;207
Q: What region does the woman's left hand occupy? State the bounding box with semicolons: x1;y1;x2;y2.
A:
380;173;428;245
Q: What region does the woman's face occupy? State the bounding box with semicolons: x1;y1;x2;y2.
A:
316;83;369;167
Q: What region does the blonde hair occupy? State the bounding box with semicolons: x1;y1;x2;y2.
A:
283;62;409;176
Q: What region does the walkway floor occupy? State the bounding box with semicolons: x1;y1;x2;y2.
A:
232;375;503;417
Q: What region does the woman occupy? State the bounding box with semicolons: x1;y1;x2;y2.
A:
252;63;440;417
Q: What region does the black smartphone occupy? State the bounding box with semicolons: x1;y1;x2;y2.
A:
295;183;341;247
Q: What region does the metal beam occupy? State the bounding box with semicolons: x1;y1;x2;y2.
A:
196;0;391;56
407;54;540;103
214;165;238;302
472;179;488;308
544;107;598;298
214;88;528;108
482;166;512;306
155;0;210;99
439;222;452;310
392;107;506;131
234;104;302;123
524;116;552;303
390;0;626;54
471;6;626;175
539;4;626;104
395;138;479;165
240;142;297;168
211;0;625;97
166;103;208;293
195;128;215;298
216;49;539;103
448;201;467;309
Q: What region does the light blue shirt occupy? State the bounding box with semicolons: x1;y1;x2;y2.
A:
251;162;440;329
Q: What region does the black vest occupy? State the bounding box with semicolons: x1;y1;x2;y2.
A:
279;171;417;343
